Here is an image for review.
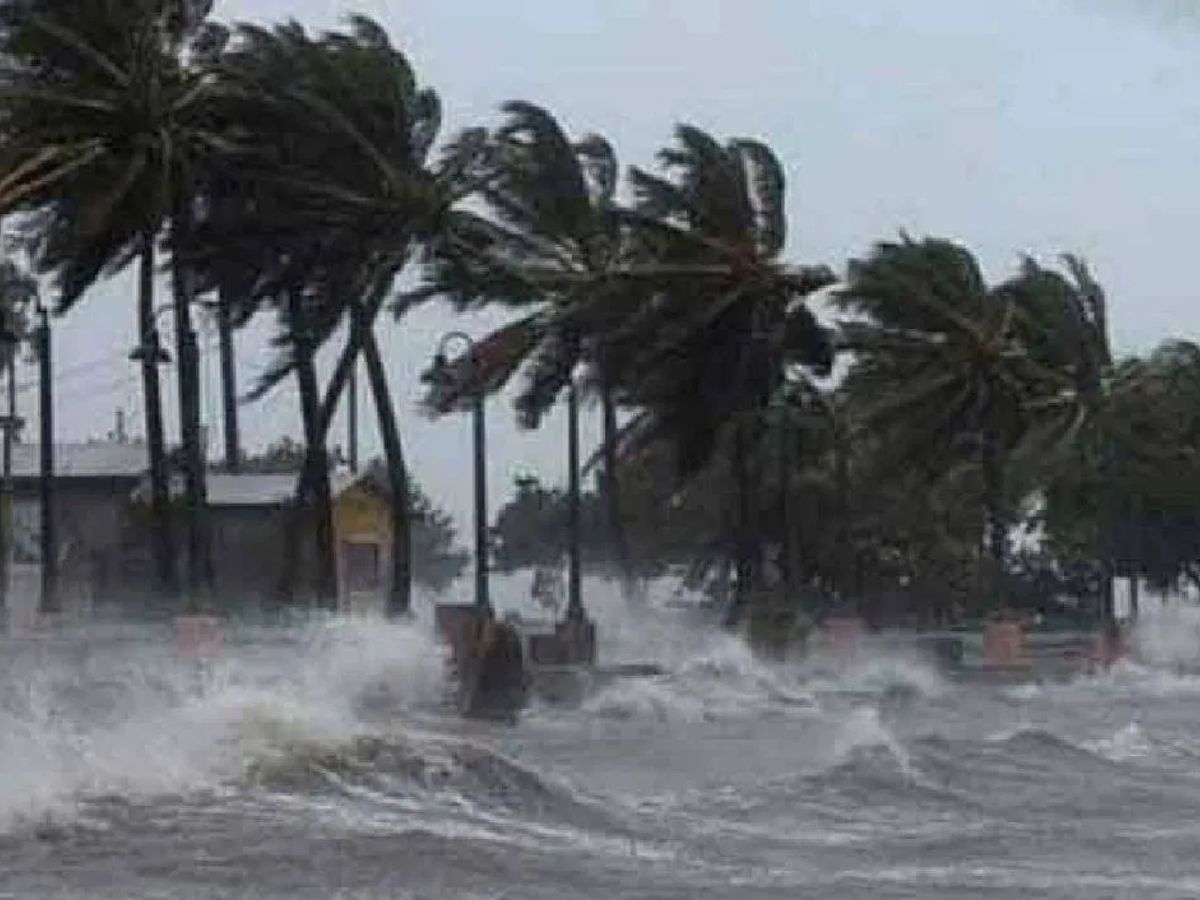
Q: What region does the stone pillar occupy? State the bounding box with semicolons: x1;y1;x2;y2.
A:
982;618;1028;671
175;615;223;659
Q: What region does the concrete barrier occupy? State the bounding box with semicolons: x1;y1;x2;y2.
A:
982;620;1030;670
434;604;483;665
1090;623;1127;670
826;616;863;660
175;615;223;659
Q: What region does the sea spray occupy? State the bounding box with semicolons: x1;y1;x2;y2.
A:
1130;603;1200;669
0;615;447;832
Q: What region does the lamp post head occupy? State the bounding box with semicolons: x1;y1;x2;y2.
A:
129;342;172;365
425;350;452;389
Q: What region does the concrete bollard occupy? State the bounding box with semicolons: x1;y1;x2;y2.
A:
175;615;223;659
1091;622;1126;671
824;616;864;664
555;617;597;666
982;619;1029;670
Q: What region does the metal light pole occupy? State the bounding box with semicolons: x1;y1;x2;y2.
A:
347;363;359;473
430;332;490;616
37;303;56;614
565;379;583;621
0;315;17;621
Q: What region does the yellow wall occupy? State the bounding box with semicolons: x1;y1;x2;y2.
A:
333;484;390;615
333;484;390;543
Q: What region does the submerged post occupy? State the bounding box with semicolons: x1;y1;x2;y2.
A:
0;309;18;620
37;305;56;614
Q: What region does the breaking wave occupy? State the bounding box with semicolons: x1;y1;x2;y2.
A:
0;616;448;833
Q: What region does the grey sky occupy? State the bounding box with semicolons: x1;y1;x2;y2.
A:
21;0;1200;530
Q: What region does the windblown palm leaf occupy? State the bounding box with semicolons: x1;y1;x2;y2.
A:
415;100;627;428
183;17;488;397
600;126;835;479
836;236;1114;575
0;0;219;306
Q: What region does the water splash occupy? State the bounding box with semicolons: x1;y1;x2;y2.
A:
1130;603;1200;669
1084;722;1154;762
0;616;446;832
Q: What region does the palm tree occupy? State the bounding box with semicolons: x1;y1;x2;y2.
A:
414;101;640;604
835;238;1107;605
0;0;221;602
597;126;837;624
189;16;490;613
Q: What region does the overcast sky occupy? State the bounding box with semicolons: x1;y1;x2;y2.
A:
19;0;1200;529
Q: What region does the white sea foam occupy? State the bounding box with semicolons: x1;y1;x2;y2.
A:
0;613;447;832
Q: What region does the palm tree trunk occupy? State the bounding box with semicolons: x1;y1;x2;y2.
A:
778;406;796;599
980;408;1006;605
725;417;759;628
361;326;411;616
289;291;338;609
292;275;395;517
834;421;852;604
601;385;638;603
138;236;177;604
170;208;207;610
217;287;240;472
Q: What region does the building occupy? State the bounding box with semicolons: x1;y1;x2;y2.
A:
203;472;392;615
6;440;151;624
4;441;393;619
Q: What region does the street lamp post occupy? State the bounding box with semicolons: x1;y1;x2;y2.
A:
565;378;583;621
36;303;57;614
0;314;18;623
429;332;491;616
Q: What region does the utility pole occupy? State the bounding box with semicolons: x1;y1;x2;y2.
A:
0;342;12;621
217;290;240;471
37;305;56;614
347;363;359;473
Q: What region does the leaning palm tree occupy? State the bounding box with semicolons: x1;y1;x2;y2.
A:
188;16;490;613
0;0;220;602
599;126;837;624
414;101;641;604
834;238;1105;602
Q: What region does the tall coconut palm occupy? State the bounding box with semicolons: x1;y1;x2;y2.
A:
413;101;641;604
1003;254;1126;618
189;16;490;613
0;0;221;602
835;238;1105;602
598;126;837;624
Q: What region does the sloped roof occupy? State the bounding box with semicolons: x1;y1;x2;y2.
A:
196;471;358;507
10;442;147;480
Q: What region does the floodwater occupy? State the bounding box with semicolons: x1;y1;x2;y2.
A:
1;586;1199;899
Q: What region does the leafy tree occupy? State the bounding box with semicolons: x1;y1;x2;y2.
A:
490;475;606;573
237;437;309;474
1041;340;1200;600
